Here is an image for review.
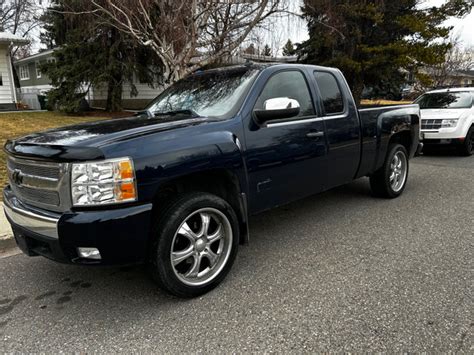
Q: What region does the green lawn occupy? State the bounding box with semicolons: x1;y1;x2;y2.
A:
0;112;105;200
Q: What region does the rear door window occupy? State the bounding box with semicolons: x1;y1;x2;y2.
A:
314;72;345;115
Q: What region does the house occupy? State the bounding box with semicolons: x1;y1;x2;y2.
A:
0;32;29;111
14;49;56;95
14;48;164;110
445;69;474;87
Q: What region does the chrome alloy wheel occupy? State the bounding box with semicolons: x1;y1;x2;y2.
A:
170;208;233;286
390;151;407;192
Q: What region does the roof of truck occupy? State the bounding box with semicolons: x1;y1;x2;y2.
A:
191;63;339;77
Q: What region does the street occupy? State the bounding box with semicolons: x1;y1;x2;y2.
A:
0;153;472;352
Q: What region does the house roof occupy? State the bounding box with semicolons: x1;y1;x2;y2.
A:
0;32;30;45
457;69;474;77
240;53;298;63
14;49;56;64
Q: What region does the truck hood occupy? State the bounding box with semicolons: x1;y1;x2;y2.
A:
5;113;218;161
420;108;468;120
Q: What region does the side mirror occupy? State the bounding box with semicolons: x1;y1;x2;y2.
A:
253;97;301;125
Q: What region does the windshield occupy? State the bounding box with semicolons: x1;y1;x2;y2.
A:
415;92;473;109
147;68;260;119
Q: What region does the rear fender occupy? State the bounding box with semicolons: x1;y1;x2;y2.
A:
374;106;420;171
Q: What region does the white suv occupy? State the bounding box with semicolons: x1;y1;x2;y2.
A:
415;88;474;156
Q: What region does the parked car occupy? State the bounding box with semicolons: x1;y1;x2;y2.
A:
3;64;422;297
415;88;474;155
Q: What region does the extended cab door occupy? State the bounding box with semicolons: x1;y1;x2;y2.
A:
243;68;328;214
312;70;361;189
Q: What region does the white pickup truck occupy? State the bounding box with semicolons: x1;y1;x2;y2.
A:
416;88;474;156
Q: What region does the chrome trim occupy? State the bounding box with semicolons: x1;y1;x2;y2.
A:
267;117;323;128
234;137;242;150
7;156;62;170
3;194;59;239
322;114;348;121
359;104;420;112
6;169;59;190
6;155;71;212
266;114;347;128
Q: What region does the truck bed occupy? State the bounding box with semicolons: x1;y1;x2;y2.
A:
357;104;421;178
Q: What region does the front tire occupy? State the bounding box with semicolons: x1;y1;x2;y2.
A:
459;126;473;156
370;144;409;198
150;192;239;298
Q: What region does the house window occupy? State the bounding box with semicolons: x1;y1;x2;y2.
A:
36;62;42;78
19;65;30;80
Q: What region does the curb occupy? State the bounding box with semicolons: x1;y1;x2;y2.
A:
0;236;19;258
0;202;13;241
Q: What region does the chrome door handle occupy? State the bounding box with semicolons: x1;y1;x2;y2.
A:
306;131;325;138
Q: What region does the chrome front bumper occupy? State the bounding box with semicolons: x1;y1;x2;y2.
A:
3;187;60;239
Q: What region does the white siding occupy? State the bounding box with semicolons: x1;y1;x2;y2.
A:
0;45;14;104
20;84;54;94
89;82;164;101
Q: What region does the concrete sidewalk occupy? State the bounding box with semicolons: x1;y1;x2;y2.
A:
0;202;13;240
0;202;19;257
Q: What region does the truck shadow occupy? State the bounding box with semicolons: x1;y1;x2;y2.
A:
1;177;382;334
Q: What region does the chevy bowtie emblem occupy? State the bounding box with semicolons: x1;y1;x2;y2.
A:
12;169;24;185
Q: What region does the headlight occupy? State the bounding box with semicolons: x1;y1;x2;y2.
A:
441;119;458;128
71;157;137;206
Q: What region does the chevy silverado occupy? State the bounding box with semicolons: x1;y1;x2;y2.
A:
4;64;421;297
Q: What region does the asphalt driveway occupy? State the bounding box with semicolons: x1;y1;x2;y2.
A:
0;154;472;352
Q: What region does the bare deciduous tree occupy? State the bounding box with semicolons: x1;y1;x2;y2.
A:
430;37;474;87
89;0;285;84
0;0;42;58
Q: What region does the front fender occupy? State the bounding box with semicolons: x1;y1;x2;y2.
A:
130;130;248;203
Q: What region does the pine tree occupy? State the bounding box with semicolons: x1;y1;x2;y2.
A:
262;44;272;57
282;39;296;56
298;0;473;104
40;0;161;113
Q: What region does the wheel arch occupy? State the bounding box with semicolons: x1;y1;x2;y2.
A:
389;130;412;156
151;169;249;245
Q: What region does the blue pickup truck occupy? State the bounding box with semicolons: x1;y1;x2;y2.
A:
3;64;421;297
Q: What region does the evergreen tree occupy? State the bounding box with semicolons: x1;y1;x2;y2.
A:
262;44;272;57
40;0;161;113
282;39;296;56
298;0;473;103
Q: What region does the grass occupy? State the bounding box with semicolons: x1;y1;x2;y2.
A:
361;99;412;106
0;111;105;201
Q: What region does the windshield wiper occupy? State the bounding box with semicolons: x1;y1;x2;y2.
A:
153;109;202;118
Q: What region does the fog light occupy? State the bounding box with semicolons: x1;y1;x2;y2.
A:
77;247;101;260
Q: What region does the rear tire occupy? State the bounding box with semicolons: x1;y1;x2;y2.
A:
370;144;409;198
150;192;239;298
458;126;473;156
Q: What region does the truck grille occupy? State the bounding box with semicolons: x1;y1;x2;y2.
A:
421;119;443;130
7;156;68;210
12;185;60;206
8;158;60;179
